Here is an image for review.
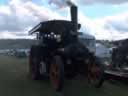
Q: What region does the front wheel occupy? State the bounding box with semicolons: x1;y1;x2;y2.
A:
49;56;64;92
29;47;40;80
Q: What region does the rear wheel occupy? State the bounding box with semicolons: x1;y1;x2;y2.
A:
87;61;105;88
29;46;48;80
49;56;64;92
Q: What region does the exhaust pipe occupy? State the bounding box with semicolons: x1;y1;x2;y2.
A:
70;5;78;40
71;5;78;33
66;0;78;33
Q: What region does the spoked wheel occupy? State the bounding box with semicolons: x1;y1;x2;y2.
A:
49;56;64;92
88;62;105;88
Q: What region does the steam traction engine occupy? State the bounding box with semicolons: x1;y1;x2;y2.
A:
28;5;104;92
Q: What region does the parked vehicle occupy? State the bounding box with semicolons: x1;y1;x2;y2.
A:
104;40;128;82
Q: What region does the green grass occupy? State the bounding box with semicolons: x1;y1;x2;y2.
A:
0;55;127;96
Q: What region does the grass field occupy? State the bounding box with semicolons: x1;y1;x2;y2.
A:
0;55;128;96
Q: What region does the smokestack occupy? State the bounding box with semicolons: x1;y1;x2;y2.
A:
66;0;78;35
70;5;78;36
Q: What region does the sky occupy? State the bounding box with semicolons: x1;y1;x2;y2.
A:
0;0;128;40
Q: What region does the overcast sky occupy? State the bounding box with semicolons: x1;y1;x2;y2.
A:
0;0;128;40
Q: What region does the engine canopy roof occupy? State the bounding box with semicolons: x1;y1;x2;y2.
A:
29;20;81;35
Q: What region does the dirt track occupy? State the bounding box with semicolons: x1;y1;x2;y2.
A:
0;55;127;96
